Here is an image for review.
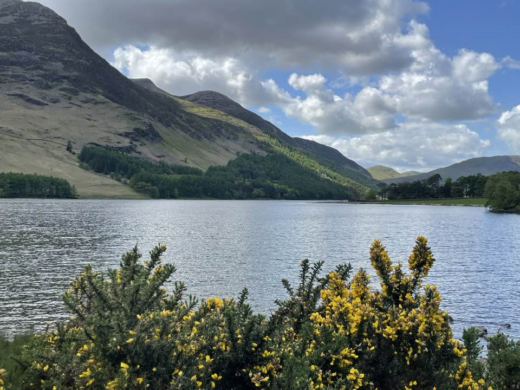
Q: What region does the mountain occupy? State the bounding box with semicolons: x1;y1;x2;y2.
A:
178;90;375;187
368;165;421;180
0;0;376;198
382;156;520;184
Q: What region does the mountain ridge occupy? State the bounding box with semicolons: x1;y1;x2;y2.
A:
177;89;375;186
381;156;520;184
132;81;374;185
0;0;376;198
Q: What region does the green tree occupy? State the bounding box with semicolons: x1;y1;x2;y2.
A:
365;189;378;200
443;177;453;198
252;188;266;198
484;172;520;211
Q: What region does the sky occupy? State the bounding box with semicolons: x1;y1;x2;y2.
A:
34;0;520;171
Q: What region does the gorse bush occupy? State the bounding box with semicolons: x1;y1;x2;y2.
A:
3;238;517;389
462;329;520;390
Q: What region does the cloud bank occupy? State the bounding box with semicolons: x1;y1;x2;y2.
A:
37;0;429;75
497;106;520;152
301;123;490;171
34;0;518;169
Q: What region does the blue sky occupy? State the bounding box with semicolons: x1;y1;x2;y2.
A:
252;0;520;156
421;0;520;158
425;0;520;109
37;0;520;170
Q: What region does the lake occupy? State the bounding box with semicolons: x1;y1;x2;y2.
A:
0;199;519;340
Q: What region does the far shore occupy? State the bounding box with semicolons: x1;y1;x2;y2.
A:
326;198;487;207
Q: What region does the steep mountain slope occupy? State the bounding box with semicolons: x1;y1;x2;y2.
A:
179;90;376;188
0;0;263;197
131;83;376;188
382;156;520;184
0;0;375;198
181;90;293;143
368;165;421;180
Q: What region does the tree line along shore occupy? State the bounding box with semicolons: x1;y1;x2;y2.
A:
1;144;519;213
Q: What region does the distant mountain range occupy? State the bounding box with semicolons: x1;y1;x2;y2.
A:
379;156;520;184
367;165;421;180
0;0;376;198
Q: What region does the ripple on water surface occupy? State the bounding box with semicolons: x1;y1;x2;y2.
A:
0;199;519;340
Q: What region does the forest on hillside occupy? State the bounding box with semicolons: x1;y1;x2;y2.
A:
78;146;355;200
0;173;76;199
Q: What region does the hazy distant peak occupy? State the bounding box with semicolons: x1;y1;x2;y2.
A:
381;155;520;184
367;165;421;180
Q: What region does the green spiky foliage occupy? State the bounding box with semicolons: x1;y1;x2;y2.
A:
3;239;515;389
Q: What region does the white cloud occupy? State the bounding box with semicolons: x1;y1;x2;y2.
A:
263;73;396;135
288;74;327;92
452;50;500;83
497;106;520;152
301;123;490;170
502;56;520;69
260;23;500;136
36;0;428;75
378;27;499;121
112;46;273;105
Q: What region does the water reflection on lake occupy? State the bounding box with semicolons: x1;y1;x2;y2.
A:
0;199;518;339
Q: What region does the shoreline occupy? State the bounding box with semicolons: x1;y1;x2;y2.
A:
348;198;487;207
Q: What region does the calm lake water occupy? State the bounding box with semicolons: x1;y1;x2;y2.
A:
1;199;519;340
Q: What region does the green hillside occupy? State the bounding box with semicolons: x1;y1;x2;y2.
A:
0;0;375;199
368;165;421;180
79;145;357;200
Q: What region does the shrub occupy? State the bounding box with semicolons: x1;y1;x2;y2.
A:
0;333;33;389
484;171;520;212
1;238;497;389
463;329;520;389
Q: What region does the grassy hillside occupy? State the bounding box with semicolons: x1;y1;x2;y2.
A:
0;0;374;198
368;165;421;180
79;145;356;200
382;156;520;184
179;89;375;186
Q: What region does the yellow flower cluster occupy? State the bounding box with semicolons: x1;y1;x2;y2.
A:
9;240;493;390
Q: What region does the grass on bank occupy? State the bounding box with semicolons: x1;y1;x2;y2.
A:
364;198;487;206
